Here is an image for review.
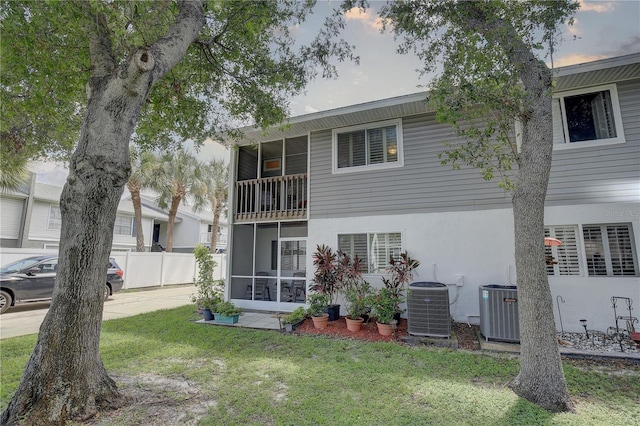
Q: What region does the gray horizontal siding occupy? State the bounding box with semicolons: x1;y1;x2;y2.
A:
309;78;639;218
547;78;640;205
309;114;510;218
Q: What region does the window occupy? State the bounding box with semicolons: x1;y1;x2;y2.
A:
583;223;638;276
47;206;62;230
554;84;625;147
338;232;402;273
545;226;580;276
114;215;134;236
333;119;403;172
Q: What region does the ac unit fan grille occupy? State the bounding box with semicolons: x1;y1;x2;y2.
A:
407;283;451;338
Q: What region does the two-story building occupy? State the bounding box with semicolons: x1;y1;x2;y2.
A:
0;176;172;251
226;53;639;333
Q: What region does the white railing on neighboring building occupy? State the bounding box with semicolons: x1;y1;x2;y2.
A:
0;249;226;290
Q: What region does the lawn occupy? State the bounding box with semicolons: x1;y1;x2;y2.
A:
1;306;639;425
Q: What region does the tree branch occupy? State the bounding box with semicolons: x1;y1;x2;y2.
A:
86;10;116;79
151;0;206;81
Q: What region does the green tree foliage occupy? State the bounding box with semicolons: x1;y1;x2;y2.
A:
0;3;85;169
379;0;579;412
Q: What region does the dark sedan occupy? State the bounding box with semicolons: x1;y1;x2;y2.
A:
0;255;124;314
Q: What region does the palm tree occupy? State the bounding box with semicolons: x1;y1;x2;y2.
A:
193;159;229;253
155;149;202;252
127;149;160;251
0;136;29;190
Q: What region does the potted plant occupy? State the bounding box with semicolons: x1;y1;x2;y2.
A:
191;245;223;321
369;288;403;336
311;245;342;321
201;291;223;321
281;307;306;332
382;251;420;322
214;301;242;324
340;253;373;332
307;291;330;329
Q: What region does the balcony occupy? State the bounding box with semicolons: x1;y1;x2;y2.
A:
234;173;307;222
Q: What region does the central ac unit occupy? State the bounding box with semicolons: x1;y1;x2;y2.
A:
479;285;520;342
407;282;451;337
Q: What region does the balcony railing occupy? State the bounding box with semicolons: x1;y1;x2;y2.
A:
235;173;307;222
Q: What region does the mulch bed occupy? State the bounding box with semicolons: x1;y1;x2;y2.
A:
294;317;481;350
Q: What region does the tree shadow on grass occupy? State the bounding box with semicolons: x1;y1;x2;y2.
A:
502;397;554;425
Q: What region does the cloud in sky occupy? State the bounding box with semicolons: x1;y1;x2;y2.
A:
551;52;609;67
579;0;617;13
566;17;582;36
344;7;383;32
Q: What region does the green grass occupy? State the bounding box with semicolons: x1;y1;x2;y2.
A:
1;306;639;425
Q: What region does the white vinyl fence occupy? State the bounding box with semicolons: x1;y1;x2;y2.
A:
0;249;226;290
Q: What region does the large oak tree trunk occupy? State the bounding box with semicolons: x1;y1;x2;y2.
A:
1;2;205;424
509;59;574;412
1;56;143;426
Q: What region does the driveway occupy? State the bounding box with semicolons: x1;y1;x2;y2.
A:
0;285;196;340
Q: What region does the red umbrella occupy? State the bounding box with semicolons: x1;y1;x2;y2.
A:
544;237;563;247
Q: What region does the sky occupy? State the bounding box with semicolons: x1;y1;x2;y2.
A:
32;0;640;186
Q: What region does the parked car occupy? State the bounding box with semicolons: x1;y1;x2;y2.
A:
0;255;124;314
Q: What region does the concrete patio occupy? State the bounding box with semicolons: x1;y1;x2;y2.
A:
196;311;283;330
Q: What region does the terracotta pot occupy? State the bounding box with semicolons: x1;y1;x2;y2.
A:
345;316;364;332
311;314;329;330
631;331;640;349
376;322;394;336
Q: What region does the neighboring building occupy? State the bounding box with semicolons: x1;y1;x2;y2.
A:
225;53;640;333
129;194;229;253
0;177;170;251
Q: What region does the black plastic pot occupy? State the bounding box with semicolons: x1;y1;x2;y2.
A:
203;308;214;321
325;304;341;321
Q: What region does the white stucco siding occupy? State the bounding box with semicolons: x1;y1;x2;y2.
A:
545;202;640;334
309;208;518;328
308;201;639;333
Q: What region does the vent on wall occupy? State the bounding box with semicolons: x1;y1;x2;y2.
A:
407;282;451;338
479;285;520;342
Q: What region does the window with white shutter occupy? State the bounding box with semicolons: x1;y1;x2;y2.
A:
333;119;403;173
545;226;581;276
583;223;638;276
338;232;402;273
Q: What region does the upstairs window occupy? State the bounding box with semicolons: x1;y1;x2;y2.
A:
583;223;638;276
47;206;62;230
338;232;402;273
333;119;403;173
554;84;625;147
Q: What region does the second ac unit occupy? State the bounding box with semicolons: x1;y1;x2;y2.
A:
479;285;520;342
407;282;451;338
